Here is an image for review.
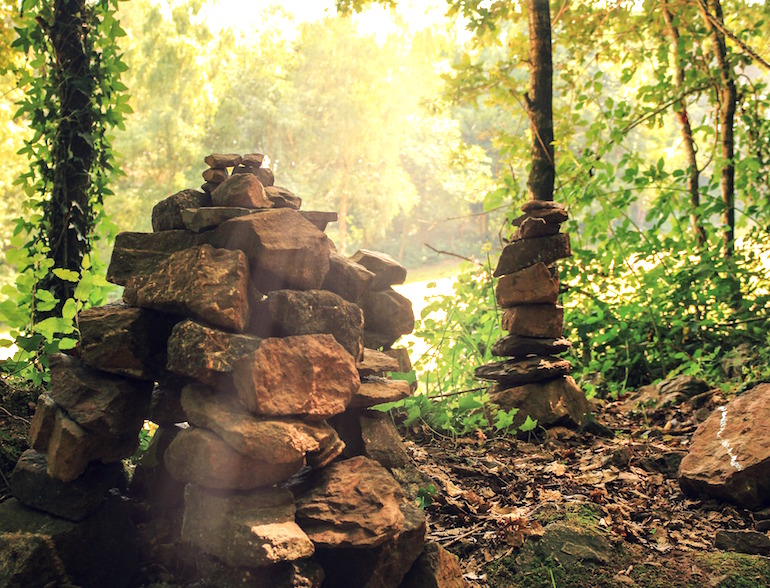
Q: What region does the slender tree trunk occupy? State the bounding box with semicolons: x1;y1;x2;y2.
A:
39;0;95;314
526;0;554;202
662;0;706;247
698;0;736;258
338;170;349;254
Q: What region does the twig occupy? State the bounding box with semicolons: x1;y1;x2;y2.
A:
423;243;482;266
428;386;487;400
0;404;30;425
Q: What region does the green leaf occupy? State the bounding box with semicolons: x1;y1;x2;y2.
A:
519;415;538;432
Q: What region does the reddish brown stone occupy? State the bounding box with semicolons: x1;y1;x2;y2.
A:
401;542;469;588
165;427;303;489
151;189;211;232
204;153;242;168
38;406;95;483
360;413;411;470
322;251;375;303
200;181;218;194
502;304;564;339
359;288;415;346
106;230;206;286
233;334;359;420
182;485;314;568
521;199;569;223
295;456;406;548
350;377;411;408
210;209;331;291
211;173;272;209
250;289;364;360
78;302;177;380
123;245;252;332
357;348;402;377
474;356;571;386
495;262;559;307
265;185;302;209
512;216;560;241
202;167;228;183
679;383;770;509
492;334;572;358
350;249;407;290
300;210;338;231
232;165;275;187
490;376;590;431
242;153;265;167
166;320;262;386
494;233;572;277
181;206;254;232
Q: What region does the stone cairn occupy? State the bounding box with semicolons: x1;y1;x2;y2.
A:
474;200;590;432
2;154;468;588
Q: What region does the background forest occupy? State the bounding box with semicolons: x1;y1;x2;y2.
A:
1;0;770;425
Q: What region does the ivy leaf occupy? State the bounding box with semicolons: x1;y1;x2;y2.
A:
519;415;538;432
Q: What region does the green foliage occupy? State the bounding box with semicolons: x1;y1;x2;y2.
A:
416;483;437;509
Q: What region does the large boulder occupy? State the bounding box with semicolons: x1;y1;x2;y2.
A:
78;301;177;380
232;334;359;421
165;427;303;490
210;173;273;209
166;319;262;387
123;244;253;333
295;456;406;548
181;383;343;466
251;289;364;360
209;209;331;291
678;383;770;509
151;189;211;232
181;485;314;568
106;230;206;286
0;531;71;588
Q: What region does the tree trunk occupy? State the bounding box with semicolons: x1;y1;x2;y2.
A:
39;0;96;313
698;0;736;258
662;0;706;247
338;171;349;254
526;0;554;202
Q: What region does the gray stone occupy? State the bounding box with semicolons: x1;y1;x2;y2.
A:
491;376;590;431
266;185;302;209
181;206;255;232
714;529;770;555
359;288;415;345
400;542;469;588
350;377;411;408
322;251;375;302
474;356;572;386
151;189;211;232
492;334;572;358
0;531;70;588
300;210;338;231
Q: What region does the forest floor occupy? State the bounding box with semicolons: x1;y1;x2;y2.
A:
2;378;770;587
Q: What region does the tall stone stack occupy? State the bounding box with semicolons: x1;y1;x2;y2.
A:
474;199;590;432
2;153;466;588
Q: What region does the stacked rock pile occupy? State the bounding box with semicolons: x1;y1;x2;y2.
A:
2;154;467;588
474;200;589;431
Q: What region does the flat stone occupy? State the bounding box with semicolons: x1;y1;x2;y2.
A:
400;542;469;588
181;206;255;232
10;450;124;522
182;485;314;568
357;348;402;377
359;288;415;344
490;376;590;431
151;189;211;232
494;233;572;277
205;153;242;168
512;216;560;241
678;383;770;509
201;181;218;193
0;531;71;588
166;319;262;387
502;304;564;339
181;383;342;466
106;230;206;286
202;167;229;183
124;244;253;332
242;153;265;167
232;164;275;187
360;413;411;470
518;522;612;567
210;209;331;291
313;502;426;588
492;334;572;358
322;251;375;302
48;353;152;439
350;377;411;408
299;210;338;231
714;529;770;555
265;185;302;209
350;249;407;290
251;289;364;360
0;497;139;588
475;356;572;386
78;301;177;380
496;262;559;307
165;427;303;489
383;347;413;373
233;334;359;421
521;199;569;224
295;456;406;548
211;173;272;209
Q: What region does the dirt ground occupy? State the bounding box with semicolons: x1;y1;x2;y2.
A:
2;378;769;587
